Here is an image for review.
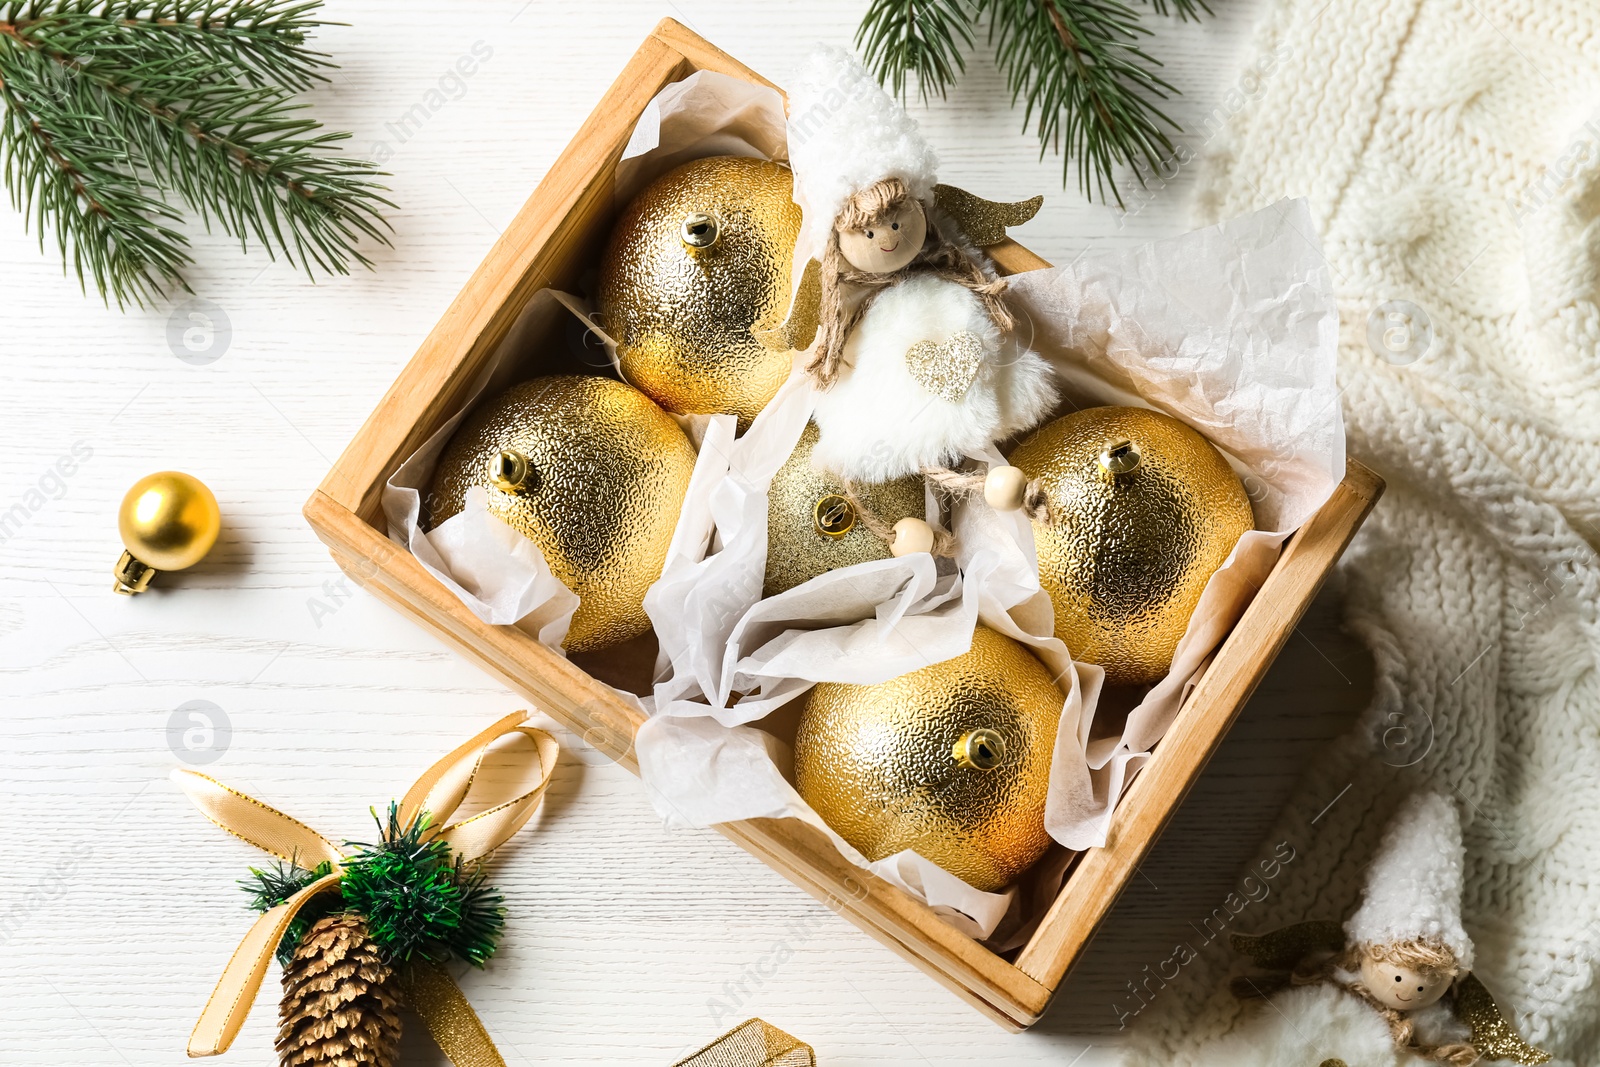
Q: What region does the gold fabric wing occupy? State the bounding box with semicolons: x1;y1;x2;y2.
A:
933;183;1043;247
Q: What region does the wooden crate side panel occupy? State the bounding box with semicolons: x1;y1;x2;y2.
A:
725;817;1054;1016
305;490;647;767
1014;461;1384;988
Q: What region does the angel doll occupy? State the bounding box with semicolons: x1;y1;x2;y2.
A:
1214;792;1549;1067
768;46;1060;554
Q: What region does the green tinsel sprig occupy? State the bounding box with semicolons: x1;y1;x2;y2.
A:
243;804;506;971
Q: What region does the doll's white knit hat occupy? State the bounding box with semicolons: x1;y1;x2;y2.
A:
1345;791;1474;971
784;44;939;264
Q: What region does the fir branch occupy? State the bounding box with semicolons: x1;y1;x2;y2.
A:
857;0;1194;205
855;0;974;103
989;0;1179;205
0;43;190;304
340;804;506;969
3;1;335;90
0;0;390;306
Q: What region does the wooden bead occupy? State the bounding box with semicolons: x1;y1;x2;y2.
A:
984;465;1029;511
890;517;935;557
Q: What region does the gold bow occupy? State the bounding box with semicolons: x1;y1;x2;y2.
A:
174;710;559;1063
672;1019;814;1066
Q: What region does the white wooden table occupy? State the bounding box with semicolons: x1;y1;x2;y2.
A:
0;3;1372;1064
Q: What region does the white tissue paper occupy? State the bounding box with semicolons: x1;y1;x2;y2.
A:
639;360;1101;937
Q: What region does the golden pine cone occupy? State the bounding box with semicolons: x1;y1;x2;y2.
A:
277;914;403;1067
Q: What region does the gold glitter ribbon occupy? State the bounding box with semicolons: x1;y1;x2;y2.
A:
175;710;559;1062
399;959;508;1067
672;1019;814;1067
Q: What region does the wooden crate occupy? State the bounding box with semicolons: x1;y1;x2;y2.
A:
303;20;1384;1030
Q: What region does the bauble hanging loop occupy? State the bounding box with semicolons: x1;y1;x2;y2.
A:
1098;438;1143;479
113;471;221;595
488;449;534;494
678;211;720;249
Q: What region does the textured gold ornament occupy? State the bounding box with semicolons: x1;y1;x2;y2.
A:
764;422;925;597
427;375;696;653
793;625;1063;892
597;156;802;427
113;470;222;594
1010;406;1254;687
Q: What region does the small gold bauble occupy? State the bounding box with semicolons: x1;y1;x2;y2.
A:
113;471;222;594
597;156;802;427
764;422;926;597
793;626;1063;892
1009;406;1255;686
426;375;696;653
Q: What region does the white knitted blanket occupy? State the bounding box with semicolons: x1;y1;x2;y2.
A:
1128;0;1600;1063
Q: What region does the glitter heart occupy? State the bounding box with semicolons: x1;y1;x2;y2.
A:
905;331;983;402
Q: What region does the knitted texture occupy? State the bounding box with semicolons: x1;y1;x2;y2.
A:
1128;1;1600;1062
1346;791;1473;970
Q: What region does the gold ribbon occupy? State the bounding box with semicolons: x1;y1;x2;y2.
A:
672;1019;814;1067
175;710;559;1062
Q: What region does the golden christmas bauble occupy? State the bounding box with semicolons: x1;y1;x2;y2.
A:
764;422;926;597
1009;406;1255;686
793;626;1064;892
113;471;221;594
597;156;802;427
426;375;696;653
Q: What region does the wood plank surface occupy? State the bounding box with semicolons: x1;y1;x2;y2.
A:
0;1;1383;1063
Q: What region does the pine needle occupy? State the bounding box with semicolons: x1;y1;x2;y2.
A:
1144;0;1211;21
855;0;974;102
240;858;336;967
0;1;392;307
856;0;1201;205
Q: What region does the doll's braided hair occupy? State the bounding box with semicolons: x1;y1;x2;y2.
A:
807;177;1013;389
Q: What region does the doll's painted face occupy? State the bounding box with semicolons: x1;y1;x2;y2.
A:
1360;954;1453;1011
836;199;927;273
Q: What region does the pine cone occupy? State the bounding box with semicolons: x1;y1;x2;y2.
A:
277;914;404;1067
